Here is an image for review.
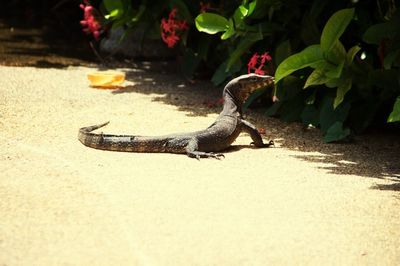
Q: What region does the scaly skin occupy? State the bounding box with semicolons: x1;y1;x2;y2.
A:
78;73;275;159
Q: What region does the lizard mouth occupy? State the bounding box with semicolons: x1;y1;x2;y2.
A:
240;77;275;102
260;77;275;88
250;77;274;91
225;74;275;104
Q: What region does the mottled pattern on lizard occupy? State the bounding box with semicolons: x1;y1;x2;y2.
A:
78;73;275;159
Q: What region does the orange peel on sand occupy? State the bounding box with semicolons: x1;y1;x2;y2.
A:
87;71;125;89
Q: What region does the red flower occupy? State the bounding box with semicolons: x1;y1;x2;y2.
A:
260;52;272;63
247;52;273;75
248;52;276;101
79;0;102;41
161;31;180;48
160;8;188;48
247;53;259;74
254;68;266;75
257;128;266;135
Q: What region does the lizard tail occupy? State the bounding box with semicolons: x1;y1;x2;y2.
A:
79;121;110;132
78;121;177;153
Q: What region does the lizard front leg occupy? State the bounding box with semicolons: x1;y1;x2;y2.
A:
241;119;274;147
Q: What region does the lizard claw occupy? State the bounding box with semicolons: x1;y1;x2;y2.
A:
250;140;275;148
209;152;225;160
268;140;275;147
187;151;225;160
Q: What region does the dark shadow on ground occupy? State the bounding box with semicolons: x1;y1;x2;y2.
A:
0;19;96;68
370;182;400;191
115;63;400;187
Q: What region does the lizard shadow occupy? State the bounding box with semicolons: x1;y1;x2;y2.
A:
224;145;260;153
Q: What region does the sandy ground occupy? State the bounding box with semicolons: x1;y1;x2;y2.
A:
0;63;400;266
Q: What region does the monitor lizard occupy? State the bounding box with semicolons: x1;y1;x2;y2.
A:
78;73;275;159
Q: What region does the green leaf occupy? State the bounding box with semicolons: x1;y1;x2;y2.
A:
195;13;229;34
324;40;346;65
325;78;341;88
323;121;351;143
333;78;352;109
247;1;257;17
304;68;331;88
233;5;248;28
346;45;361;66
325;59;344;79
319;95;350;132
221;19;235;40
239;5;249;17
320;8;354;54
275;45;324;83
388;97;400;122
105;9;120;19
103;0;124;19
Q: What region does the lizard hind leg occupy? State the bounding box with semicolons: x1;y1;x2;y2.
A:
185;139;225;160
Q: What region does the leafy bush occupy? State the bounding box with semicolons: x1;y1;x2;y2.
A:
89;0;400;141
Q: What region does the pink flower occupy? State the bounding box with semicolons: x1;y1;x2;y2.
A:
247;52;273;75
247;53;259;74
260;52;272;63
248;52;276;101
254;68;266;75
80;0;102;41
160;8;189;48
161;31;180;48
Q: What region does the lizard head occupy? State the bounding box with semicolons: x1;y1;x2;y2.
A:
223;73;274;104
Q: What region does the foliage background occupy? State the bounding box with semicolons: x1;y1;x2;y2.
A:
6;0;399;142
100;0;399;142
